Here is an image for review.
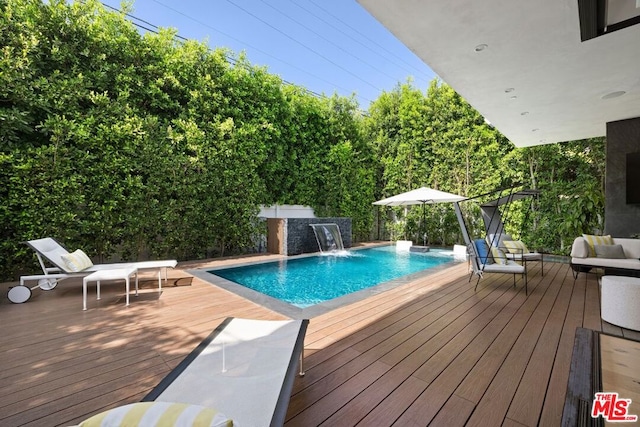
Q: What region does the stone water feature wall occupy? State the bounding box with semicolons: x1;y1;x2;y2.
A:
284;217;352;255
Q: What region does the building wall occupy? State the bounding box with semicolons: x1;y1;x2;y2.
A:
285;218;352;255
605;117;640;237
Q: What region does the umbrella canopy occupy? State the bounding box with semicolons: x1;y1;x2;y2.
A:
373;187;466;246
373;187;466;206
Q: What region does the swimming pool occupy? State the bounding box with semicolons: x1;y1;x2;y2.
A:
206;246;458;311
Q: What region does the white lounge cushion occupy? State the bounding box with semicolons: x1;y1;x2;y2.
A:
78;402;232;427
481;260;525;274
149;318;306;427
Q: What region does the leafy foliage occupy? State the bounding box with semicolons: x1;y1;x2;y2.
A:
0;0;605;279
363;80;605;250
0;0;373;278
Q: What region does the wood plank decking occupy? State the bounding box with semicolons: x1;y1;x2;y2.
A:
1;254;638;426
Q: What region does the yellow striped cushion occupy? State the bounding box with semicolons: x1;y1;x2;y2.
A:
582;234;613;257
490;246;508;265
61;249;93;272
503;240;529;254
79;402;232;427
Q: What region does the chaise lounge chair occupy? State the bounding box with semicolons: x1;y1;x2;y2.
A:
10;237;177;304
75;317;309;427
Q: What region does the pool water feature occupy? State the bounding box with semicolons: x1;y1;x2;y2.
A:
309;223;345;253
208;246;457;309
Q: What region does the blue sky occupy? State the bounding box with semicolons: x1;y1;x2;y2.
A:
100;0;437;109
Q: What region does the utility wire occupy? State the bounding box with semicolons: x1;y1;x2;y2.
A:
290;0;430;87
256;0;402;85
221;0;382;92
308;0;430;82
147;0;366;101
100;1;345;100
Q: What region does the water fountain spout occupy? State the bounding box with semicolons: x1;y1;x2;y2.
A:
309;223;345;253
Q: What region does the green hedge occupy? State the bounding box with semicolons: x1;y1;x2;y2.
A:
0;0;605;280
0;0;374;279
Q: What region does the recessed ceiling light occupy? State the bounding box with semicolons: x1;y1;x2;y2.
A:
521;111;529;115
532;128;539;132
510;96;518;100
601;91;626;99
505;88;515;93
475;44;488;52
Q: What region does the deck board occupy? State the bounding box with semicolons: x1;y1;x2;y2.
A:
0;252;636;427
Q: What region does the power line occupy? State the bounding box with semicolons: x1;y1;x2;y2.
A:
221;0;382;92
146;0;368;101
100;1;345;101
308;0;430;82
289;0;431;87
256;0;402;85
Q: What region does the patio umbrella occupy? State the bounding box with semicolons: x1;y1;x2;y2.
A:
373;187;466;245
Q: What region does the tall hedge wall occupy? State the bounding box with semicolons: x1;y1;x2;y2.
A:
0;0;374;279
0;0;606;281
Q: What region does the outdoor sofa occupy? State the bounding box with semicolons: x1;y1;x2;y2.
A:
570;235;640;278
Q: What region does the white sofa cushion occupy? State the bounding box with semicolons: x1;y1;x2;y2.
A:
613;238;640;259
570;237;590;258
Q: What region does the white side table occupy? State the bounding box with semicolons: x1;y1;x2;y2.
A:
601;275;640;331
82;267;138;310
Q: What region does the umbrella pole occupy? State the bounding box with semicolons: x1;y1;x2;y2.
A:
422;203;427;246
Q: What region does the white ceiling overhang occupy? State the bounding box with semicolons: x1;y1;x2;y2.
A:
358;0;640;147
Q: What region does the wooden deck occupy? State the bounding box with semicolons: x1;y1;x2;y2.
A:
1;254;638;426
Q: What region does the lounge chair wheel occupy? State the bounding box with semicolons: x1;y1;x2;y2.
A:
37;278;58;290
8;285;32;303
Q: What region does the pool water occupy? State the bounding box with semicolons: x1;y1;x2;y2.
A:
210;246;456;308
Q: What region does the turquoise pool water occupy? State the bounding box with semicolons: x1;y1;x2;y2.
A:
209;246;456;308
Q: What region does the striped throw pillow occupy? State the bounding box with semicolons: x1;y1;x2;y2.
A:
60;249;94;272
490;246;508;265
78;402;232;427
503;240;529;254
582;234;613;257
